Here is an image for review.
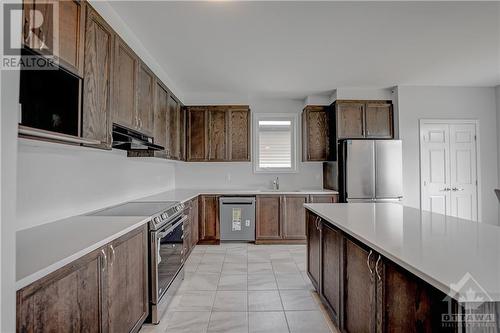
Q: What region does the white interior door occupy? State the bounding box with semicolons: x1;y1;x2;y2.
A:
420;123;451;216
420;121;478;221
449;124;477;220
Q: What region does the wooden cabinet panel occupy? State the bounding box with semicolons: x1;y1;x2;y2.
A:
166;95;180;159
17;248;104;333
228;109;250;161
302;106;330;161
308;194;339;203
179;106;185;160
24;0;85;74
82;5;114;149
137;62;155;136
306;211;321;290
365;102;393;138
191;198;199;248
187;108;207;161
208;110;227;161
256;196;281;240
336;102;365;139
113;38;138;130
154;83;168;151
282;195;308;240
107;226;148;333
199;195;219;242
343;238;376;333
321;223;341;324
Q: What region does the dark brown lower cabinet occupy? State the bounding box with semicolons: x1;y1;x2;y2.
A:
320;223;342;325
256;195;282;241
306;211;321;290
306;212;465;333
190;198;199;248
17;225;149;333
343;238;377;333
199;195;219;243
282;195;308;240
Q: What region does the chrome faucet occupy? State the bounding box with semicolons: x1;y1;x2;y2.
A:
272;177;280;190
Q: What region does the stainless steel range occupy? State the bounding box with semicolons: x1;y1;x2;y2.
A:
88;200;186;324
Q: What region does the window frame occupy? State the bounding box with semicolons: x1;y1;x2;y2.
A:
253;113;298;174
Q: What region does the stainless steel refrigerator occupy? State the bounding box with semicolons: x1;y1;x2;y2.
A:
323;139;403;203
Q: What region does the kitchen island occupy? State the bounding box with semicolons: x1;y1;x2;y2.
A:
304;203;500;332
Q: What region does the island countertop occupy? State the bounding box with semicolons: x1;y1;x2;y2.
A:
304;203;500;301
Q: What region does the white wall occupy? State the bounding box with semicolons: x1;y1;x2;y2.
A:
176;98;323;190
397;86;498;225
17;140;176;230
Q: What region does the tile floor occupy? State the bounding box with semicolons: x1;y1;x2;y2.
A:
140;243;336;333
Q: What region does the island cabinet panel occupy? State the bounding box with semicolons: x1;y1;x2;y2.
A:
187;107;208;161
302;106;330;161
113;37;138;130
136;62;155;136
208;109;227;161
228;109;250;161
306;211;321;290
199;195;219;243
23;0;86;75
256;195;282;240
106;225;148;333
321;223;342;325
82;5;114;149
343;238;377;333
17;248;104;333
282;195;308;240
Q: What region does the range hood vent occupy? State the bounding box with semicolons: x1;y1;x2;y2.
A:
112;123;164;151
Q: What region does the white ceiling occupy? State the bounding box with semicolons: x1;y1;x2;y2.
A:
109;1;500;101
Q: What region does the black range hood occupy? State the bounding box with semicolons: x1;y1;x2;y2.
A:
112;123;164;151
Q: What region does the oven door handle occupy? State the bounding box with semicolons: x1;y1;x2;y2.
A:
157;216;187;240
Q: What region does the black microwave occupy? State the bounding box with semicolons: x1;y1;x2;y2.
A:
19;48;82;137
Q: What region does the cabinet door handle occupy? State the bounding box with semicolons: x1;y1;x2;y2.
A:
367;250;373;275
452;187;464;192
101;249;107;271
109;245;115;266
375;255;382;280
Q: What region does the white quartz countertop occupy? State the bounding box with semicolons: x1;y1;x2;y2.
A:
136;188;338;203
304;203;500;301
16;215;149;290
16;188;337;290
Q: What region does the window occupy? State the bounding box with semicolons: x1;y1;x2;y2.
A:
254;114;297;173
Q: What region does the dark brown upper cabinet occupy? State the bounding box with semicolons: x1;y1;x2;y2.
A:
302;105;330;161
81;5;114;149
208;109;227;161
228;108;251;161
186;106;250;162
23;0;86;75
333;100;394;140
113;37;138;130
136;62;155;136
186;107;208;161
153;82;168;155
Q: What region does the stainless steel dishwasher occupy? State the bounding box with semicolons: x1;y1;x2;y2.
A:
219;197;256;241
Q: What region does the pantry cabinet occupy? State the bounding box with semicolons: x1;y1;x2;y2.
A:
81;5;114;148
16;225;148;333
23;0;86;75
302;106;331;161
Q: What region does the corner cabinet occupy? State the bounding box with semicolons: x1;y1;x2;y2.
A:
81;5;114;149
306;211;461;333
16;225;149;333
302;106;331;161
